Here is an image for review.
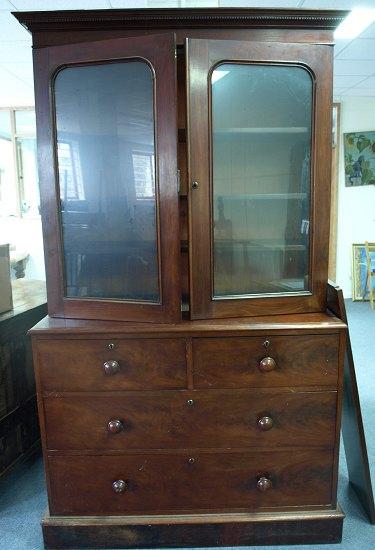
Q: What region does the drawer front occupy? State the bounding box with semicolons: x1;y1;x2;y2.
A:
193;335;339;388
44;390;337;450
37;339;187;391
48;450;333;515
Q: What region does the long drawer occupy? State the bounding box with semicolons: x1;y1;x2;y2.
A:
193;335;339;388
44;390;337;450
36;339;187;391
48;450;334;515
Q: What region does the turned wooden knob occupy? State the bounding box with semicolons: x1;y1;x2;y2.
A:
257;416;273;431
103;360;120;375
112;480;127;494
107;419;124;434
258;357;276;372
257;476;273;492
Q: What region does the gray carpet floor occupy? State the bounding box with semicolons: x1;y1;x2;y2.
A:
0;300;374;550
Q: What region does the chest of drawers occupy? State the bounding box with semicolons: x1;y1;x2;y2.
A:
30;312;346;547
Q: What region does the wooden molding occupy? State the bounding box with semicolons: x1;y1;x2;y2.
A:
13;8;348;33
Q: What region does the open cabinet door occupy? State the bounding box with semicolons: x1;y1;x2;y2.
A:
34;33;180;323
187;38;332;320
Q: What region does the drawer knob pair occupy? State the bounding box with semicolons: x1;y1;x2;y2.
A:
258;357;277;372
107;419;124;434
257;416;273;431
103;360;120;375
112;479;128;494
257;476;273;492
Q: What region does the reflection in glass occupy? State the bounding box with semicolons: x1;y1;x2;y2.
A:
54;61;159;302
211;63;312;298
16;137;39;216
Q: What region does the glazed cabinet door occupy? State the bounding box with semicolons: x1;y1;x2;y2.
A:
34;34;180;322
187;39;332;319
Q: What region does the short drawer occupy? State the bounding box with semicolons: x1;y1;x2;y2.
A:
36;339;187;391
48;449;334;515
193;334;339;388
44;390;337;450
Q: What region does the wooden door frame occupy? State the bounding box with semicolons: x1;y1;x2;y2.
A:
33;33;181;323
329;102;341;282
187;38;333;320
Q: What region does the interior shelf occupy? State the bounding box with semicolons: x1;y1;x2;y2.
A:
217;193;307;200
214;240;307;251
214;127;308;134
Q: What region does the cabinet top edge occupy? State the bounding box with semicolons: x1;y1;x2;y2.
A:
13;8;349;34
29;312;347;337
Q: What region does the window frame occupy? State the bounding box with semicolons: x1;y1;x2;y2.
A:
0;106;38;219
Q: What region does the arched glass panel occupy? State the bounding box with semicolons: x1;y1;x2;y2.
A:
211;63;313;298
54;61;159;302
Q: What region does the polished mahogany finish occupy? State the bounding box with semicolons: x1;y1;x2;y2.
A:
43;390;337;450
193;334;339;388
14;8;347;36
36;338;187;391
30;310;345;335
17;7;347;549
32;33;180;324
41;507;345;549
47;449;334;515
188;38;333;319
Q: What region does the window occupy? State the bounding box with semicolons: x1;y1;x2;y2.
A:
132;151;155;198
0;108;39;218
57;142;84;202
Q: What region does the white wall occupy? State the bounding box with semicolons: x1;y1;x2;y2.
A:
335;97;375;298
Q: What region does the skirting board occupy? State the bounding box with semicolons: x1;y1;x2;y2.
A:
42;506;344;549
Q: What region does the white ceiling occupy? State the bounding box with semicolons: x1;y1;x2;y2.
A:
0;0;375;106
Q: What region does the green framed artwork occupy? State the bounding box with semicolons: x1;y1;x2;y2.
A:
344;131;375;187
352;243;375;301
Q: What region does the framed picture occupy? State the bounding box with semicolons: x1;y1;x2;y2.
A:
344;131;375;186
352;243;375;301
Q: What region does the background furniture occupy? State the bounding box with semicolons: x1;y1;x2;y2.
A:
0;243;12;314
15;7;348;549
327;281;375;523
10;249;29;280
365;242;375;309
0;279;47;479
